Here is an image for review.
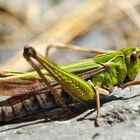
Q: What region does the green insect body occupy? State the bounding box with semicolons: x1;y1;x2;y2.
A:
0;47;140;101
0;46;140;126
24;47;140;103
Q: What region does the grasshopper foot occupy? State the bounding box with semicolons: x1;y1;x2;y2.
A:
95;118;99;127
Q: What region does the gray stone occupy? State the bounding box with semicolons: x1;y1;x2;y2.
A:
0;86;140;140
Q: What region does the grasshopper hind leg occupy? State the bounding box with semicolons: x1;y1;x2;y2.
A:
23;46;72;117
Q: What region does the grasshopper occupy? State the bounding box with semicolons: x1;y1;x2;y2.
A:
0;44;140;126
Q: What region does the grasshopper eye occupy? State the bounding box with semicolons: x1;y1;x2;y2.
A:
130;51;138;62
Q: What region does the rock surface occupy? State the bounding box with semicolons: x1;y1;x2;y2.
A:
0;86;140;140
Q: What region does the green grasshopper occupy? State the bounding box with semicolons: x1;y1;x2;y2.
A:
0;44;140;126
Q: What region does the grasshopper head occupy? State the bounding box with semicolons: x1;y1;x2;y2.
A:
121;47;140;81
121;47;140;82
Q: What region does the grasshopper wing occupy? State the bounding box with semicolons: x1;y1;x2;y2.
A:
0;72;46;96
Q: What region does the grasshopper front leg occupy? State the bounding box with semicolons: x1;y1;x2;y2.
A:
122;81;140;88
23;45;100;126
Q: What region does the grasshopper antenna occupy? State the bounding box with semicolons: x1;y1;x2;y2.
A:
136;38;140;49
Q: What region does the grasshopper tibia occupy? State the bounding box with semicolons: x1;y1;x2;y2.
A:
88;80;100;127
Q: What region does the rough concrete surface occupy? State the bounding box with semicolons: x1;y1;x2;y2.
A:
0;86;140;140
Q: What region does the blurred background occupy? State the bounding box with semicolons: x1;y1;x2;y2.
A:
0;0;140;77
